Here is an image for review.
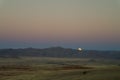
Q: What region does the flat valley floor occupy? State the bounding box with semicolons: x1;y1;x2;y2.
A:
0;57;120;80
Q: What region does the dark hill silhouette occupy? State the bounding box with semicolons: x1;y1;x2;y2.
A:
0;47;120;59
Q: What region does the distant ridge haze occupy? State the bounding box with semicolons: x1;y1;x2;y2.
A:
0;47;120;59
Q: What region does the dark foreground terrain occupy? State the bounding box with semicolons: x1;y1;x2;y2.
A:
0;57;120;80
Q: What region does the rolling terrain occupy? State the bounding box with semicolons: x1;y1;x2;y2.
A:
0;47;120;80
0;57;120;80
0;47;120;59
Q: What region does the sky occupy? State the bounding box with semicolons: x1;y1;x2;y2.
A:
0;0;120;50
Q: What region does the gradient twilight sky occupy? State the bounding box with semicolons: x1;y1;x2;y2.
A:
0;0;120;50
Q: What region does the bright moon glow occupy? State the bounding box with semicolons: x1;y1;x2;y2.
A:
78;48;82;51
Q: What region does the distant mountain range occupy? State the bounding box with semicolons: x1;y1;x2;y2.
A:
0;47;120;59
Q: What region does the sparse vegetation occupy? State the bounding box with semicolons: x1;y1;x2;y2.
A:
0;57;119;80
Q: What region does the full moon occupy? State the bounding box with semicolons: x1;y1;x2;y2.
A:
78;48;82;51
